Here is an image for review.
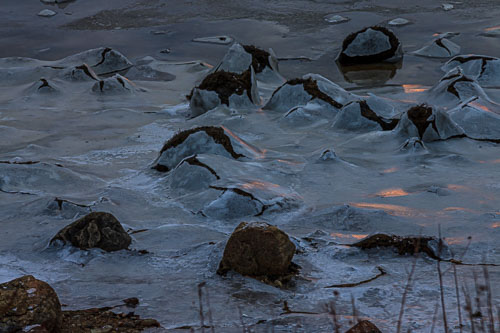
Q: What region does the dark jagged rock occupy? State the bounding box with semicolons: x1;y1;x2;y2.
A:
217;222;298;286
50;212;132;252
192;70;252;105
242;44;272;73
153;126;246;172
338;26;402;65
345;320;382;333
0;275;62;333
352;233;451;260
407;104;435;138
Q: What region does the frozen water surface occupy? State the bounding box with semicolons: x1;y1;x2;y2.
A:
0;0;499;332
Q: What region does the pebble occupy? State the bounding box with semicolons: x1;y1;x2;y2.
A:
442;3;454;10
37;9;57;17
388;18;411;26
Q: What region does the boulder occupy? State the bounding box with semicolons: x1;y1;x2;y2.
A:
153;126;247;172
50;212;132;252
188;69;259;117
337;26;402;65
0;275;62;333
345;320;382;333
217;222;297;286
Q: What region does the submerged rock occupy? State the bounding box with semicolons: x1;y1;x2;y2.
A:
396;104;464;141
50;212;132;252
217;222;297;286
0;275;62;333
353;233;452;260
153;126;247;172
91;74;136;94
265;74;352;113
192;35;233;45
345;320;382;333
412;37;460;58
188;69;259;117
442;55;500;87
337;26;403;65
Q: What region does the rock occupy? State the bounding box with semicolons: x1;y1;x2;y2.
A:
91;74;136;95
58;47;133;76
395;104;465;141
0;275;62;333
188;69;259;116
153;126;247;172
412;37;460;58
50;212;132;252
353;233;452;260
442;55;500;87
448;100;500;142
324;14;350;24
337;26;403;65
217;222;297;285
388;18;410;26
37;9;57;17
399;137;427;153
333;97;400;132
25;78;61;95
345;320;382;333
265;74;352;113
319;148;337;161
169;155;219;194
442;3;454;10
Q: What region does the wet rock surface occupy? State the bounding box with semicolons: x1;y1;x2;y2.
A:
338;26;402;65
50;212;132;252
217;222;297;286
0;275;62;333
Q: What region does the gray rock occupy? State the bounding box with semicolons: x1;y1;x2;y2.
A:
412;37;460;58
37;9;57;17
50;212;132;252
442;55;500;87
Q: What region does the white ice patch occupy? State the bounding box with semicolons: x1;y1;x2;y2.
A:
215;43;253;74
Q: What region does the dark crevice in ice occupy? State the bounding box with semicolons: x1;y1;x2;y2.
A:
359;100;399;130
75;64;99;80
324;266;386;288
93;47;112;67
284;78;343;109
407;104;437;138
182;155;220;179
38;78;50;89
446;76;475;98
435;38;451;54
209;185;267;216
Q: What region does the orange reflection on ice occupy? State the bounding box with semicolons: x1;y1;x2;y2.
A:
443;207;477;213
375;188;409;198
381;167;399;173
402;84;428;94
469;101;496;114
491;222;500;228
330;233;368;240
351;202;418;217
220;125;267;159
241;180;280;191
447;184;467;191
485;25;500;31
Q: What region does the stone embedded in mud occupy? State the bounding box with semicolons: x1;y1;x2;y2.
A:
50;212;132;252
91;74;135;94
153;126;246;172
188;69;259;116
338;26;403;65
353;233;451;260
396;104;464;141
217;222;297;285
412;37;460;58
265;74;352;113
345;320;382;333
442;54;500;87
0;275;62;333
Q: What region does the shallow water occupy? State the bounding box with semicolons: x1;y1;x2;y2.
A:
1;1;499;332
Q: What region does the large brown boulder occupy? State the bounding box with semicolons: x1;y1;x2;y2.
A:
217;222;297;286
0;275;62;333
345;320;382;333
50;212;132;252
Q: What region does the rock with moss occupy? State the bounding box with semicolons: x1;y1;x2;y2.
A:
0;275;62;333
337;26;403;65
345;320;382;333
217;222;298;286
50;212;132;252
